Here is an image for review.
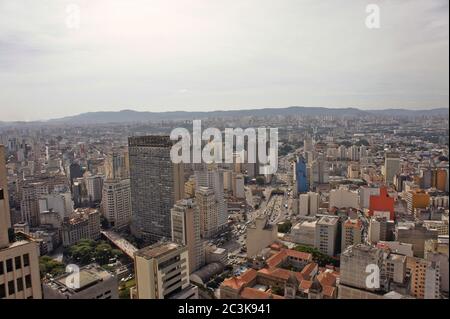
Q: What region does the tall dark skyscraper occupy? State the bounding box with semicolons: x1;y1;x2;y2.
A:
128;136;184;244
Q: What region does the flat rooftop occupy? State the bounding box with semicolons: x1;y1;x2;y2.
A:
45;264;112;294
135;242;182;259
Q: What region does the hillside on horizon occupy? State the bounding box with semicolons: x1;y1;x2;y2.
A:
1;106;449;125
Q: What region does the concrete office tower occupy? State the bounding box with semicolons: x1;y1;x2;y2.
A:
134;242;198;299
86;175;104;203
384;152;400;185
298;191;320;216
347;163;360;179
1;187;42;299
360;187;380;209
359;145;368;159
339;245;384;299
62;208;101;247
310;156;329;186
349;145;360;162
338;145;347;160
329;187;359;209
171;199;205;273
104;150;129;180
101;179;132;230
299;194;309;216
43;264;119;299
246;215;277;257
341;219;363;252
291;220;317;246
304;135;313;152
368;216;395;243
315;215;339;257
128;136;184;243
419;168;433;189
194;164;227;230
21;182;48;227
68;162;83;184
308;192;319;216
232;173;245;199
233;152;242;174
425;237;449;293
196;187;218;239
38;192;73;219
408;257;440;299
0;145;10;232
222;169;232;192
397;222;438;258
405;190;430;214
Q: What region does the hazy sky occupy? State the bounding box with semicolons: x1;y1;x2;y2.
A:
0;0;448;121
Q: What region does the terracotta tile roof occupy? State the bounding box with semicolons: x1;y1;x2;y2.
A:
299;280;313;292
285;249;313;262
322;285;336;298
258;267;304;283
240;287;284;300
317;272;337;287
270;243;284;251
294;272;304;283
266;250;286;268
222;269;257;290
301;263;318;278
266;248;313;268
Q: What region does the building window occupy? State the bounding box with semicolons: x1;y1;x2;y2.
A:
0;261;3;275
23;254;30;267
15;256;22;270
6;259;13;272
17;278;24;292
8;280;15;295
25;275;32;289
0;284;5;299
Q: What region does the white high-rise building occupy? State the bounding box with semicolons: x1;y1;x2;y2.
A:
86;175;104;203
195;165;227;230
171;199;205;273
134;242;198;299
315;215;339;256
196;187;218;239
329;187;359;209
38;192;73;219
101;179;132;230
384;152;401;185
299;194;309;216
232;173;245;199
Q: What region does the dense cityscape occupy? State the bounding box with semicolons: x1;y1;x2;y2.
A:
0;111;448;300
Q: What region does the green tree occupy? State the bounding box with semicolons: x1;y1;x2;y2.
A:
256;176;265;186
39;256;66;278
278;221;292;233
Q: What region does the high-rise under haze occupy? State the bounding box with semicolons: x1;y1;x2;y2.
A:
128;136;184;243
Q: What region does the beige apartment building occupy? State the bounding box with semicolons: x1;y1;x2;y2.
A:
171;199;205;273
246;215;278;257
196;187;218;239
134;242;198;299
1;149;42;299
315;215;339;257
407;256;441;299
341;219;363;252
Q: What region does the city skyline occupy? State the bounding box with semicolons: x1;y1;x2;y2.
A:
0;0;448;121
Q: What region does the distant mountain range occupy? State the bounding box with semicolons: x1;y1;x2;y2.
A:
1;106;448;125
